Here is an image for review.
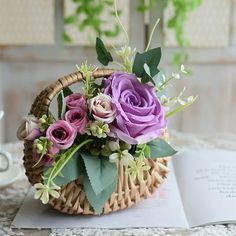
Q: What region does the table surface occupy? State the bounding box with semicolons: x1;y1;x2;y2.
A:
1;131;236;236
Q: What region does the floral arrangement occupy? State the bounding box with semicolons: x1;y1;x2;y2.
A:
17;5;196;214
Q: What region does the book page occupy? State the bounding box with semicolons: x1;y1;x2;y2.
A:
12;162;188;229
173;149;236;227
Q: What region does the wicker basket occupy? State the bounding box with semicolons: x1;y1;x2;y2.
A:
23;69;170;215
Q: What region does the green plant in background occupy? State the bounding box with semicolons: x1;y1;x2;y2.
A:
137;0;203;66
64;0;203;66
64;0;120;43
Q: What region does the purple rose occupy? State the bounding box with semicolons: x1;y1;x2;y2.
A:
65;108;88;134
46;120;76;149
104;72;167;144
66;93;87;111
17;115;42;141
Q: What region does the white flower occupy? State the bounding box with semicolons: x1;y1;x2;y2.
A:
180;64;188;74
108;141;120;152
34;183;60;204
172;72;180;80
109;150;134;166
89;94;116;123
0;111;4;121
187;96;194;102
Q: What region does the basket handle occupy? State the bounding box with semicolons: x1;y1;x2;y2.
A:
30;69;116;119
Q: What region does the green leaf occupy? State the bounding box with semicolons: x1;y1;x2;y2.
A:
63;32;72;43
52;153;84;187
95;37;113;66
83;170;117;214
148;138;177;158
132;47;161;84
80;152;117;195
64;15;78;25
57;91;66;119
63;87;73;97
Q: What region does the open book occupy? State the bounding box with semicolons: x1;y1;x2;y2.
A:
12;149;236;229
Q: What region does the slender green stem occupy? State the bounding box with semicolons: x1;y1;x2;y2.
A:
157;76;174;91
145;18;160;52
33;142;47;167
165;97;197;118
113;61;126;69
46;139;93;185
114;0;129;45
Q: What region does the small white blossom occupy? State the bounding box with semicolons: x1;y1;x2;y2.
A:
172;72;180;80
109;150;134;166
180;64;188;74
108;141;120;152
187;96;194;102
34;183;60;204
161;74;166;82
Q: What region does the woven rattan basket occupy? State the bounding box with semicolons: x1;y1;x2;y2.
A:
23;69;170;215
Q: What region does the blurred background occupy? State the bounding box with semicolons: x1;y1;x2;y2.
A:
0;0;234;143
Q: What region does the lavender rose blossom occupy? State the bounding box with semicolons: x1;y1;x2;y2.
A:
66;93;87;111
104;72;167;144
46;120;76;149
65;108;88;134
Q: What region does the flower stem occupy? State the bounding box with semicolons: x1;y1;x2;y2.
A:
145;18;160;52
33;142;47;168
46;139;93;186
157;76;174;91
165;97;197;118
114;0;129;45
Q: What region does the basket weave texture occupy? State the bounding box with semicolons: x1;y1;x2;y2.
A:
23;69;169;215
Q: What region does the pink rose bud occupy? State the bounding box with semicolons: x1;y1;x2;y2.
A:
65;93;87;111
17;115;42;141
46;120;76;150
89;94;116;123
65;108;88;134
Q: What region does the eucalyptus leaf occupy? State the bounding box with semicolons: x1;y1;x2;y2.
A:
148;138;177;158
81;152;117;195
52;153;84;187
57;91;66;119
83;170;118;214
132;47;161;84
96;37;113;66
63;87;73;97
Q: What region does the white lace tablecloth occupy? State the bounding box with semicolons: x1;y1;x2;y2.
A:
1;131;236;236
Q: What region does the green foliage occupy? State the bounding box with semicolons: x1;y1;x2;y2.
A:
165;96;197;118
57;91;66;120
80;152;117;195
96;37;113;66
137;0;157;12
63;87;73;97
63;32;72;43
132;47;161;84
57;87;73;119
43;139;93;187
137;0;203;66
52;152;84;187
83;169;117;214
148;138;177;158
64;0;120;43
